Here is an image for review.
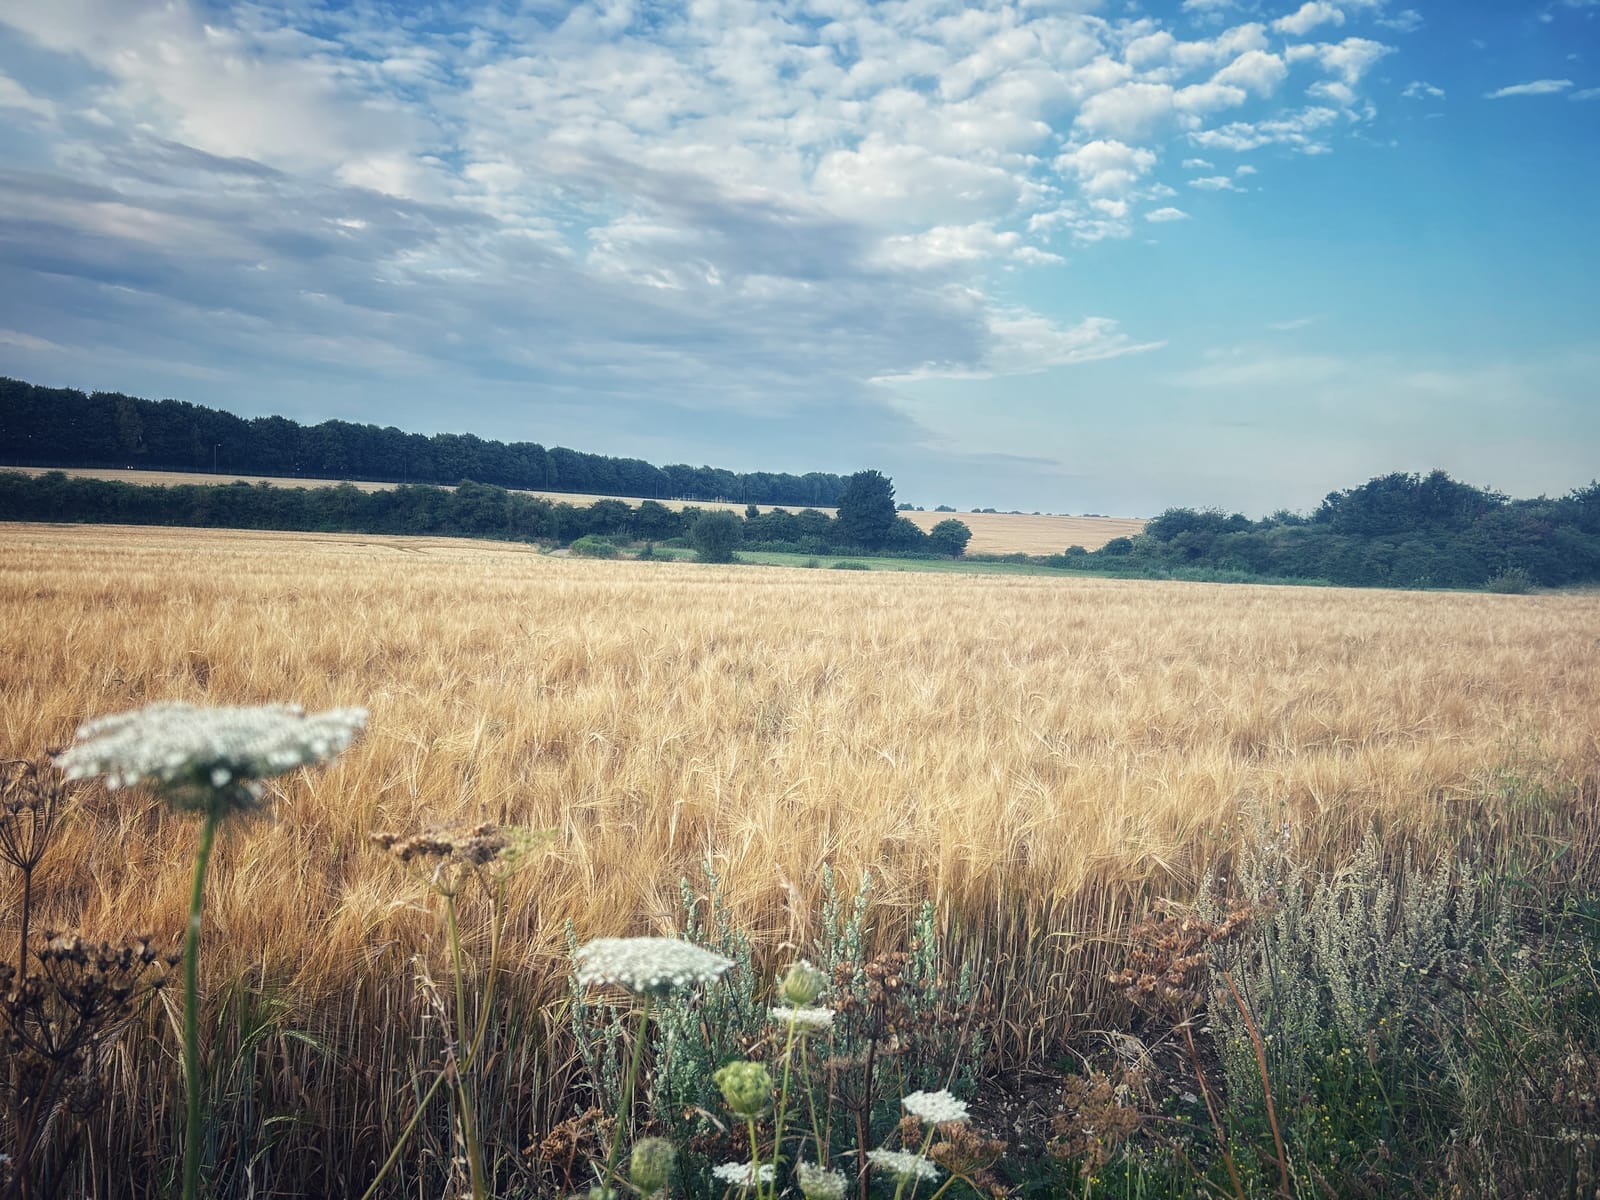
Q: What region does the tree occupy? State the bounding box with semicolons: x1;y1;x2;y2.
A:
690;510;743;563
834;469;896;549
927;518;972;557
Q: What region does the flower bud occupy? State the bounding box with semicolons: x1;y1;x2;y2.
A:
778;959;826;1007
715;1060;773;1117
630;1137;677;1194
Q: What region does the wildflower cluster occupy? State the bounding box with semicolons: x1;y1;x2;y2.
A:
54;702;367;813
574;937;734;997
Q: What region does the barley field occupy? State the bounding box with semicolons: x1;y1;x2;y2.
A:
2;522;1597;1195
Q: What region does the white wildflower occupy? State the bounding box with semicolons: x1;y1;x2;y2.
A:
902;1089;969;1125
769;1005;834;1033
711;1161;775;1187
54;702;367;811
866;1149;940;1182
574;937;734;997
796;1162;848;1200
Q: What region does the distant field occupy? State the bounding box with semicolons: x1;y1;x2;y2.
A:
10;466;1146;552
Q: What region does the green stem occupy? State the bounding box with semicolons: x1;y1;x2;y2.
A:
746;1116;764;1200
182;809;219;1200
770;1013;800;1194
445;895;486;1200
600;996;652;1195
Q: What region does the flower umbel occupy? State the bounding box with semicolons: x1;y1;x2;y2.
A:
768;1005;834;1033
902;1089;970;1126
867;1148;941;1182
55;702;367;813
796;1161;849;1200
628;1136;677;1194
711;1161;776;1187
574;937;734;997
777;959;828;1007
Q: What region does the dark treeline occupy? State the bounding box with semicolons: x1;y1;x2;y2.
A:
0;472;976;557
1051;471;1600;589
0;377;846;507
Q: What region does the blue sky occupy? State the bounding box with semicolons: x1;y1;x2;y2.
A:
0;0;1594;515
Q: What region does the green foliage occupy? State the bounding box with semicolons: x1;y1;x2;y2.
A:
927;518;973;557
569;535;620;559
834;469;897;550
689;509;743;563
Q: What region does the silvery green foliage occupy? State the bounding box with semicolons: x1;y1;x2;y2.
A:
566;921;626;1114
55;701;367;811
1202;819;1477;1105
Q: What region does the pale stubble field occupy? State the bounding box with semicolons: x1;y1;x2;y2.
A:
4;521;1597;1045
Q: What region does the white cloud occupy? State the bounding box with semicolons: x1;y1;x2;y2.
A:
1190;105;1342;151
1273;3;1346;37
880;310;1165;381
1145;206;1190;221
1056;139;1158;196
1213;49;1289;95
1376;10;1424;32
1484;79;1574;98
1189;174;1239;190
1075;82;1184;138
1268;316;1316;330
1573;87;1600;100
0;72;55;120
1402;81;1446;99
1309;38;1396;85
1308;79;1359;106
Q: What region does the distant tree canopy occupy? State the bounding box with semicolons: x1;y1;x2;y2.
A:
0;377;846;508
834;469;897;549
1060;471;1600;589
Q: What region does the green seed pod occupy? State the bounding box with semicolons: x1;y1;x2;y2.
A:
630;1137;677;1194
778;960;827;1007
714;1060;774;1117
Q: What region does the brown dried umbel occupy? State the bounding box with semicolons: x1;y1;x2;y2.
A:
1108;900;1256;1016
526;1106;615;1194
370;822;535;896
1048;1069;1143;1179
0;932;176;1200
929;1121;1009;1198
0;760;74;977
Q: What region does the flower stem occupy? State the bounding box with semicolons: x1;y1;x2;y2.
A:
600;995;652;1193
182;808;219;1200
445;895;486;1200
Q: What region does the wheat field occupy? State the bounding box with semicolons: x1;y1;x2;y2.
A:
2;521;1597;1193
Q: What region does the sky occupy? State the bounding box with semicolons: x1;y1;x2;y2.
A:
0;0;1595;516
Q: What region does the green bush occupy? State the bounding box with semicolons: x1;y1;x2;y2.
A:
569;535;620;559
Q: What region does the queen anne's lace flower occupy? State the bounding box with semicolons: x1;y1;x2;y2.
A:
574;937;734;997
902;1089;970;1125
711;1161;776;1187
768;1005;834;1033
866;1149;941;1182
796;1162;849;1200
54;702;367;810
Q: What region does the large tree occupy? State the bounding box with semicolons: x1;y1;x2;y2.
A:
834;469;897;549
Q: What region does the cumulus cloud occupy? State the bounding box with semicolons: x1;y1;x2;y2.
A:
1145;206;1191;221
1484;79;1574;98
1273;3;1346;37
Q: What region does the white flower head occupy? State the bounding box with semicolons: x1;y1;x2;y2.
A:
711;1161;776;1187
574;937;734;997
902;1089;970;1126
769;1005;834;1033
866;1149;940;1183
796;1161;849;1200
54;702;367;814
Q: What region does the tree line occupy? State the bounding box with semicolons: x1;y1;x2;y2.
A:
0;377;847;507
1054;471;1600;589
0;470;975;558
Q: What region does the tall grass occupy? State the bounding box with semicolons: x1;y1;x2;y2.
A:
1;522;1597;1196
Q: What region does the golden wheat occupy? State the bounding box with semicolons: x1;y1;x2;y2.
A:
4;520;1597;1192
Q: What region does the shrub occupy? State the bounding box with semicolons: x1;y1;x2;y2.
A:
569;535;620;559
689;510;742;563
